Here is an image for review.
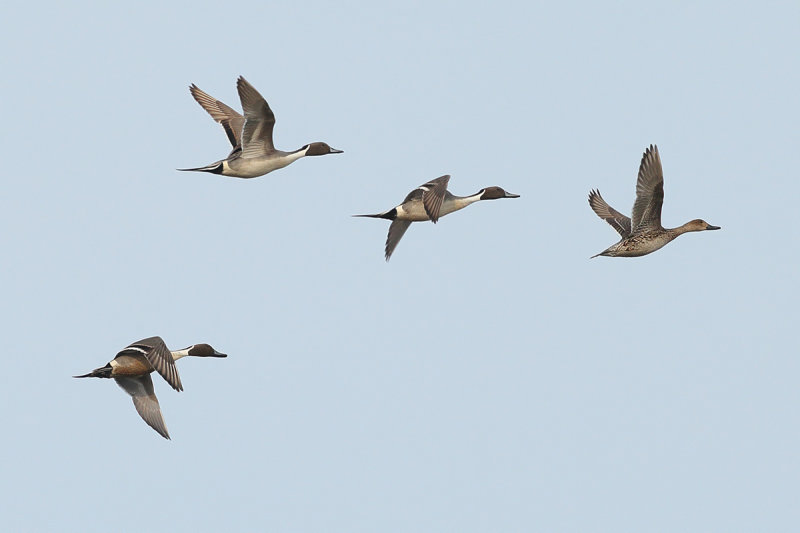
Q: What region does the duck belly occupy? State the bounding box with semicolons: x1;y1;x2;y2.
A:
395;202;431;222
225;156;296;178
613;233;673;257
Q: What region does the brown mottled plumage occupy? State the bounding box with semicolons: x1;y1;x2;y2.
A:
588;145;720;258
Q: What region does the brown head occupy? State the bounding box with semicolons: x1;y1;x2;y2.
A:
304;142;343;156
683;219;721;232
184;343;228;358
479;186;520;200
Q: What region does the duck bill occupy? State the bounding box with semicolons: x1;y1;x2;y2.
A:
707;225;721;230
212;350;228;358
330;148;344;154
504;192;520;198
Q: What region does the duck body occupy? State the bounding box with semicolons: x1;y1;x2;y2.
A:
108;353;154;377
593;228;681;258
588;145;720;258
392;190;486;221
179;76;342;179
355;175;519;260
194;146;312;178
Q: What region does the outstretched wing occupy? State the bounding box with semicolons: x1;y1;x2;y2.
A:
631;144;664;231
189;84;245;149
115;375;170;440
385;220;412;261
236;76;277;158
419;175;450;223
588;189;632;238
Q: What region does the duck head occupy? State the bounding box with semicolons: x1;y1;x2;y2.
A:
304;142;344;156
183;344;228;358
685;219;721;232
479;186;520;200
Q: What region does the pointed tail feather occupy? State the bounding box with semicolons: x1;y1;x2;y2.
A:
177;161;224;174
352;207;397;220
73;364;112;379
353;213;389;219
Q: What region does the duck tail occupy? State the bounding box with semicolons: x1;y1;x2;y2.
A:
352;208;397;221
73;363;112;379
177;161;224;174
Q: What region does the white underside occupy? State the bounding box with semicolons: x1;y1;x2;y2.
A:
395;194;482;221
223;149;307;178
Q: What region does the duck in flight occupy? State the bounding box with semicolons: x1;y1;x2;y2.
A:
355;175;519;260
179;76;342;178
588;144;720;258
74;336;227;439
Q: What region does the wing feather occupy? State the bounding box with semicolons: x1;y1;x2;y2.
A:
385;220;412;261
117;336;182;392
588;189;632;238
420;175;450;223
631;144;664;231
236;76;276;158
115;375;170;439
189;84;245;149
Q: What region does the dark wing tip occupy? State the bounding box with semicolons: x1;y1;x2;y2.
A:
641;144;660;168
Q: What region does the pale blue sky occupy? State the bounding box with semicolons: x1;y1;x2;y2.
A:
2;1;799;531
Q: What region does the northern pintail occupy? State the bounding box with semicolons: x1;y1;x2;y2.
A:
588;144;720;258
74;336;227;439
179;76;342;178
355;174;519;260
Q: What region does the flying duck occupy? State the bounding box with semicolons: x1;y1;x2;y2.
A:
589;144;720;258
179;76;342;178
355;174;519;260
74;336;227;439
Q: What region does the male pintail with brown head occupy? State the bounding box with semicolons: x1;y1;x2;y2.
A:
355;175;519;260
75;337;227;439
179;76;342;178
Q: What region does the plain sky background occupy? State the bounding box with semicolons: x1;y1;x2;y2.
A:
1;1;798;531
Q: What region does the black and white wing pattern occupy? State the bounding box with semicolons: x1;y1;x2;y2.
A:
116;336;182;392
